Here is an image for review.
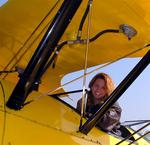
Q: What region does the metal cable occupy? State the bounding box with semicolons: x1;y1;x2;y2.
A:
116;122;150;145
25;44;149;104
0;81;6;145
48;44;149;94
128;131;150;145
2;0;61;79
80;0;93;127
77;0;92;39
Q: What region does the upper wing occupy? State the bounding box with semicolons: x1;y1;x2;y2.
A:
0;0;150;92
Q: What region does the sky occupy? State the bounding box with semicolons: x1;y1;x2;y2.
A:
61;57;150;124
0;0;7;7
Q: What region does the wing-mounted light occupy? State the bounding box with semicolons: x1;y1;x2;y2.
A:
119;24;137;40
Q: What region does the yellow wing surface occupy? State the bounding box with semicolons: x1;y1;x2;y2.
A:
0;80;149;145
0;0;150;144
1;0;150;91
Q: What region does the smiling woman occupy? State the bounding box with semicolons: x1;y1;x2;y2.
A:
76;73;122;133
0;0;8;7
61;58;150;123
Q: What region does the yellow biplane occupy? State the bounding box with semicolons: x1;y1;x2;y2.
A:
0;0;150;144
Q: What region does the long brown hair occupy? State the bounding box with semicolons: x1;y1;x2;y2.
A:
87;73;115;105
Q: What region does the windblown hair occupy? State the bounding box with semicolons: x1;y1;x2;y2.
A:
87;73;115;105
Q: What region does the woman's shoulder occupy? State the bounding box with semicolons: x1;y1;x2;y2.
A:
77;98;82;103
76;98;82;111
112;102;122;112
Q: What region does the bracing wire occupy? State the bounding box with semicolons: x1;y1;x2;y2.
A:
116;122;150;145
24;44;150;105
80;0;93;127
2;0;61;79
128;131;150;145
55;44;150;90
0;81;6;145
0;69;17;75
77;0;91;39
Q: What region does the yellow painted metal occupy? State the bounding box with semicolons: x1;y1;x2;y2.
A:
0;79;149;145
1;0;150;92
0;0;150;144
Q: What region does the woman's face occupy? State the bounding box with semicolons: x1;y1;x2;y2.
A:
91;78;107;100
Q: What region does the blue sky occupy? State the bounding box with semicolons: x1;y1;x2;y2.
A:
0;0;8;7
62;58;150;124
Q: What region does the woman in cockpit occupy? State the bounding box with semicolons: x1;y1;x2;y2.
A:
77;73;122;134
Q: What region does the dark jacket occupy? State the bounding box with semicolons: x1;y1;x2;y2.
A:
77;98;122;132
